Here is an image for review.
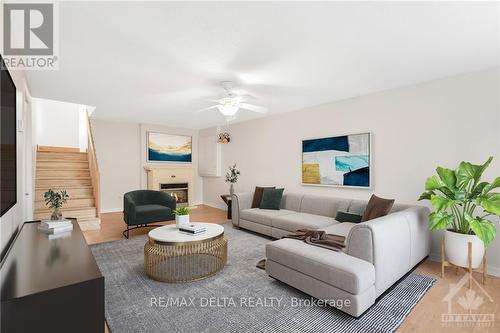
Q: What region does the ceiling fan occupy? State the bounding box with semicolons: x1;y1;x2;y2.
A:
197;81;268;121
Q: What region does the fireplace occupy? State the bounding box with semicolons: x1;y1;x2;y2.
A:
160;183;189;207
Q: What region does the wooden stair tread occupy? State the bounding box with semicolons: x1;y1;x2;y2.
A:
35;168;90;171
36;159;89;162
35;185;92;191
35;144;100;230
36;176;91;179
37;150;87;154
34;207;96;212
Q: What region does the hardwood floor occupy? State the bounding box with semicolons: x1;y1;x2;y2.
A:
83;205;499;333
82;204;228;245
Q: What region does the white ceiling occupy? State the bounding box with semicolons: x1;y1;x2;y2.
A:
26;1;499;129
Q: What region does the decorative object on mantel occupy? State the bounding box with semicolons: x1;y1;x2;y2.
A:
43;189;69;220
147;132;192;163
173;206;191;228
419;156;499;283
225;163;240;196
217;132;231;143
302;133;371;188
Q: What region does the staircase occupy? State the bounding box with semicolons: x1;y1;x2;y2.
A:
34;146;101;230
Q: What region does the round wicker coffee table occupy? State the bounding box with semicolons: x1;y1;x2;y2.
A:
144;223;227;283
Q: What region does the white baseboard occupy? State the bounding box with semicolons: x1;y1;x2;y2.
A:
428;251;500;277
100;208;122;214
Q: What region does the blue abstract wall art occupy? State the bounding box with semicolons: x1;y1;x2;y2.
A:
302;133;371;188
147;132;192;163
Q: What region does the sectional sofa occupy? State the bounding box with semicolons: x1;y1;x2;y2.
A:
231;192;431;317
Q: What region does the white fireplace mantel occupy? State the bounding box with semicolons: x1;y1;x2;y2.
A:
144;166;194;206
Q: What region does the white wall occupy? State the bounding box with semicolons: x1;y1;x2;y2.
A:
0;69;34;256
33;98;88;150
202;69;500;275
91;119;141;212
91;120;203;212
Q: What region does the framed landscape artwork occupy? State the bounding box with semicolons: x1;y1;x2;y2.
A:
302;133;371;188
147;132;192;163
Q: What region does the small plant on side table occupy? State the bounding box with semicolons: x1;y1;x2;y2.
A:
225;163;240;196
44;189;69;220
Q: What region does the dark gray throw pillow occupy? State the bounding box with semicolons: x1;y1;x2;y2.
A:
361;194;395;222
251;186;275;208
335;211;363;223
259;188;284;210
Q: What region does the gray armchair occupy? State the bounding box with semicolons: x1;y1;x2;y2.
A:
123;190;176;238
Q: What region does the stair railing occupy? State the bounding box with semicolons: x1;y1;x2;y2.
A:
86;112;101;218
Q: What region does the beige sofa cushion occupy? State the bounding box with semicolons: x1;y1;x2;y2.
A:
239;208;295;226
272;212;337;232
321;222;357;238
280;193;304;211
300;195;350;217
266;238;375;294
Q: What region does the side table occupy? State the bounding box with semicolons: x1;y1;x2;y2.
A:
220;194;232;219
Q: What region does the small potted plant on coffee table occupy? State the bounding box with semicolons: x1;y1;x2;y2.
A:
173;207;191;228
419;157;499;269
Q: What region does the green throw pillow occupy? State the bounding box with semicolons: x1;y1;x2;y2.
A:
335;211;363;223
259;188;284;210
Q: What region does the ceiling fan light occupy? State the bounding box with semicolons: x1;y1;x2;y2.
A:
217;99;240;116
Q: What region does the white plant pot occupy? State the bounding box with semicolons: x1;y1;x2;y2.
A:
445;229;484;269
175;214;190;228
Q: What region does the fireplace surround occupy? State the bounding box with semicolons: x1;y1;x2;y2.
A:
144;166;194;207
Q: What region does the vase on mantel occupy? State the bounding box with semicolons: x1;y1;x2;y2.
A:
229;183;234;196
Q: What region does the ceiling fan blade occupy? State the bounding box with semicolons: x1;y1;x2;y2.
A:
234;93;257;101
206;99;224;103
194;105;219;114
240;103;268;114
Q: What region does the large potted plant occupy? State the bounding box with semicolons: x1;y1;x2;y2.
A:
419;157;499;268
44;189;69;220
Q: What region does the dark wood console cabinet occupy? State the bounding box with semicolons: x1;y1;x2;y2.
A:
0;220;104;333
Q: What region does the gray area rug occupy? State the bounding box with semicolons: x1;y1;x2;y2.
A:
90;224;435;333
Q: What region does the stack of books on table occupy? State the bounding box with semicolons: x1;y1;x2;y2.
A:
179;224;206;235
38;219;73;234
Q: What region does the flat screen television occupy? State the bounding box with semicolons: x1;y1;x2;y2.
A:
0;54;17;217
